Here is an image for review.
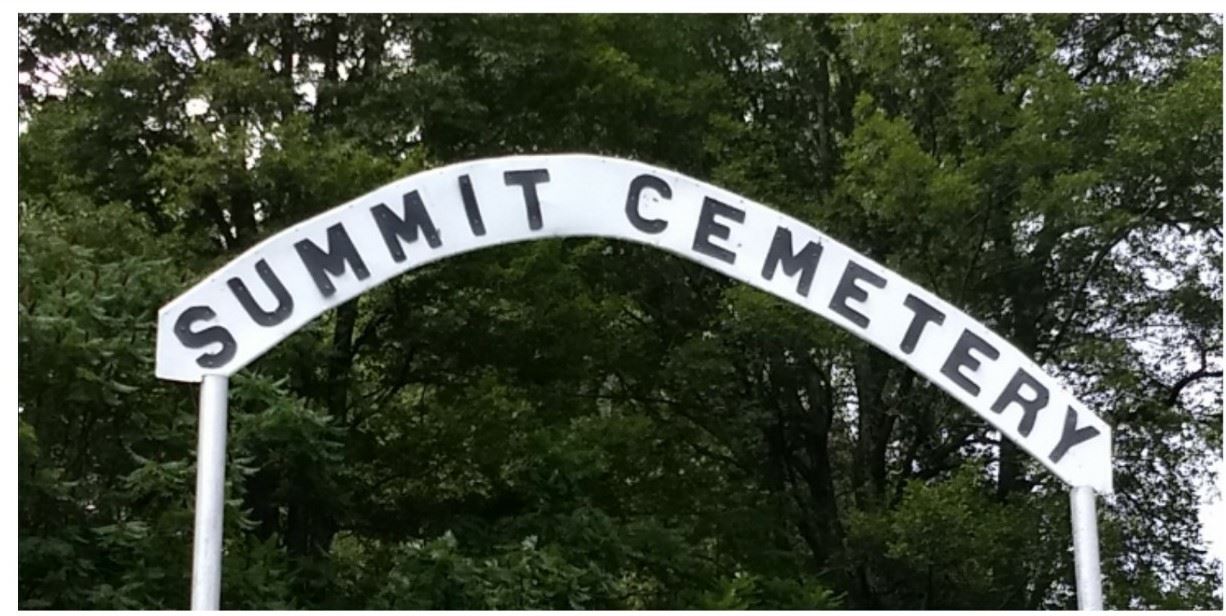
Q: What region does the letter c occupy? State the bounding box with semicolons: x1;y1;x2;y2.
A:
625;174;672;234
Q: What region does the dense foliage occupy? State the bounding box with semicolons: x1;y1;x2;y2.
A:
18;14;1223;609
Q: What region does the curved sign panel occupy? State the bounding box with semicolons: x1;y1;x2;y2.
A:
156;154;1112;493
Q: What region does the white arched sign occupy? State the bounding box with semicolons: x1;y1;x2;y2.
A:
156;154;1111;609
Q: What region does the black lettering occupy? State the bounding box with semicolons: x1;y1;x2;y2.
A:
990;369;1050;437
173;306;237;369
458;174;486;236
371;191;442;264
625;174;671;234
761;226;823;297
294;223;370;298
828;260;887;328
940;329;1001;396
692;197;745;264
1049;406;1101;463
226;259;294;327
503;169;550;231
900;294;946;353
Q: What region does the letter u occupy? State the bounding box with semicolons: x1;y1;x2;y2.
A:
227;259;295;326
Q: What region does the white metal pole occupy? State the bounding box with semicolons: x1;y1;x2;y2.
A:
190;375;230;610
1070;485;1104;610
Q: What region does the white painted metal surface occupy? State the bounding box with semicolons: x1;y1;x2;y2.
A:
156;154;1113;493
158;154;1113;610
1071;485;1105;610
190;375;229;610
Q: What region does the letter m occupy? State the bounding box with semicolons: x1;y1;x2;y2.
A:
295;223;371;298
761;226;824;297
370;190;442;263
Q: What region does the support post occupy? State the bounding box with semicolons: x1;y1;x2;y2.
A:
191;375;230;610
1070;485;1104;610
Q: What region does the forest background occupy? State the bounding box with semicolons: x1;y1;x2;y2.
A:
16;13;1224;609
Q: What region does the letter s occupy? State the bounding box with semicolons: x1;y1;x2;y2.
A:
173;306;237;369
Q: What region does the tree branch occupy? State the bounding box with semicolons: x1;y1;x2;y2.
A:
1166;368;1222;408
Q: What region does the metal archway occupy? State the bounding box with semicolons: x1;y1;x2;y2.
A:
156;154;1111;609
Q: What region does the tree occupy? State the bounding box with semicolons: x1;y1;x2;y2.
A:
18;13;1222;609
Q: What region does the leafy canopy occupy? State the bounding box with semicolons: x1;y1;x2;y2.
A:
18;13;1223;609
